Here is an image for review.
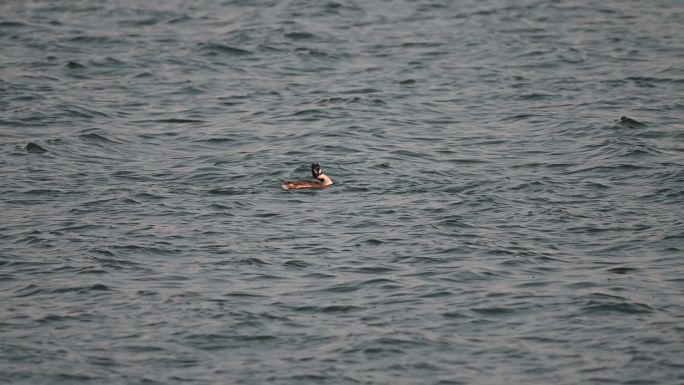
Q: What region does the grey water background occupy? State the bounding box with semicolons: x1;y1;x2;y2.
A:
2;0;683;384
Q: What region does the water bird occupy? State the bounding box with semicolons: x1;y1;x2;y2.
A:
282;163;333;190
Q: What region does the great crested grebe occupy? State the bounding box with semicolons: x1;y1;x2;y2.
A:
282;163;333;190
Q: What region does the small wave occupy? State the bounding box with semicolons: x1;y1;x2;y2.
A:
318;304;362;313
167;14;192;24
132;118;205;124
294;47;338;58
91;255;142;270
55;103;110;118
499;113;541;121
182;333;277;351
0;21;27;28
447;158;489;164
132;71;153;78
196;137;235;143
360;278;402;289
236;257;269;266
389;149;430;159
23;188;64;195
68;35;123;44
283;259;311;268
200;43;251;56
340;265;398;274
581;301;654;315
55;223;104;232
208;203;230;210
118;17;163;27
606;267;636;274
443;311;468;319
25;142;47;153
79;132;121;144
151;118;206;123
516;92;557;101
65;60;85;69
340;88;380;94
319;282;361;293
317;96;362;104
471;306;517;316
289;108;324;116
357;238;383;246
222;292;268;298
25;283;111;296
615;115;646;128
88;57;126;68
284;31;317;40
13;284;46;297
626;76;684;85
400;41;443;48
134;191;165;200
568;163;648;174
207;187;244;196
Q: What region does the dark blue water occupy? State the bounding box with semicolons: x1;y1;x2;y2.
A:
2;1;683;384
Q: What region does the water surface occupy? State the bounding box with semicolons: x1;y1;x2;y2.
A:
1;1;683;384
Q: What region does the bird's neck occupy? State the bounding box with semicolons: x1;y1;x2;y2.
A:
318;174;333;186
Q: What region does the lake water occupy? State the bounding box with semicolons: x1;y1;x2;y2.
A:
1;1;683;384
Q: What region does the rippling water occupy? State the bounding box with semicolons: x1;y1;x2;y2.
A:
2;1;684;384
